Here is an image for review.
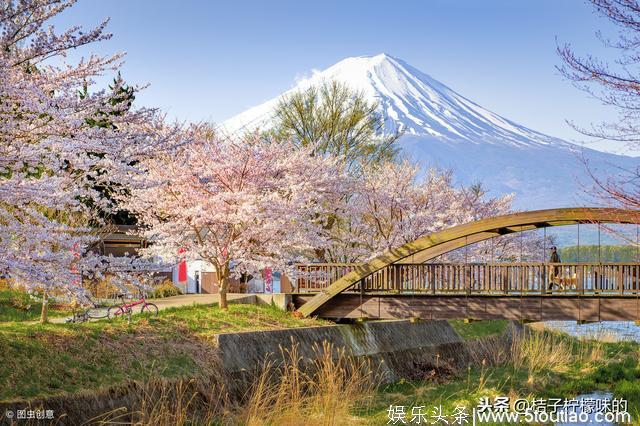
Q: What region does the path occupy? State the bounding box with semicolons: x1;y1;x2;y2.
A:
149;293;258;310
55;293;258;324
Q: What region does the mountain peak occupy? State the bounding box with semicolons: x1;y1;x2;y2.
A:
220;54;638;211
221;54;566;149
341;52;398;65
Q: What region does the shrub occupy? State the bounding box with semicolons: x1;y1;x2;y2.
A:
151;281;182;298
10;293;32;312
86;276;121;299
0;278;12;291
615;379;640;405
591;360;640;385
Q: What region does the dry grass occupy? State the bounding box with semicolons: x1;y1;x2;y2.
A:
84;378;225;426
576;337;606;365
467;324;605;380
510;329;604;376
83;276;123;300
49;340;378;425
582;328;622;343
0;278;12;290
239;341;376;426
511;331;573;374
466;334;511;366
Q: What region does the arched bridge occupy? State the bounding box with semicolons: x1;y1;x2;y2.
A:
294;207;640;322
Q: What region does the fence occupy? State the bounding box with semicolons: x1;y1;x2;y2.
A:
295;263;640;295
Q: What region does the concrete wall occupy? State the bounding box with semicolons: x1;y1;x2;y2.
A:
214;319;469;391
254;293;292;310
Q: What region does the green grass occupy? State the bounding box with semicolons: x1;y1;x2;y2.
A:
448;319;508;340
0;290;72;322
359;366;530;425
358;331;640;424
0;302;329;401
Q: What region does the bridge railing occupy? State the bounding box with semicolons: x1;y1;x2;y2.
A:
294;263;363;291
295;263;640;295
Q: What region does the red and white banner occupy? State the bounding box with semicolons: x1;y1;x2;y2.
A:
178;248;187;282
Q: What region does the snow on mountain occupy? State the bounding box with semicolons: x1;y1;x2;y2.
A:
222;53;639;210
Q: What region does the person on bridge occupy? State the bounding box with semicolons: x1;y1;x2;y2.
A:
548;246;561;291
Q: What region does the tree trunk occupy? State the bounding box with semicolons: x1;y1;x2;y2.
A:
40;290;49;324
217;264;230;310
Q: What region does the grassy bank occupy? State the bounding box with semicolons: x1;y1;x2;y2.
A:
0;302;327;401
48;322;638;425
448;319;509;340
0;289;72;322
4;306;640;425
362;328;640;424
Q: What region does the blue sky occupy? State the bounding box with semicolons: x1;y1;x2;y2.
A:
53;0;632;154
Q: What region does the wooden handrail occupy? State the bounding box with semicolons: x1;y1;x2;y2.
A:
295;262;640;295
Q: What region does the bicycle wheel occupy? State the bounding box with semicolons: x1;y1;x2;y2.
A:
108;305;125;319
86;306;110;319
65;313;82;323
141;303;158;315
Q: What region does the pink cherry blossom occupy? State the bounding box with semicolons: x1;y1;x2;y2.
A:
125;130;348;308
1;0;177;302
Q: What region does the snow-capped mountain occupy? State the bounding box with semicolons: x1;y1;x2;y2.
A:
222;53;638;209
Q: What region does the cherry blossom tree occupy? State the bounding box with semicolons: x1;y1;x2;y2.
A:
437;183;554;263
125;130;347;309
1;0;174;321
320;160;518;263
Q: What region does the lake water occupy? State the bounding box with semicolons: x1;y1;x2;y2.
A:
544;321;640;342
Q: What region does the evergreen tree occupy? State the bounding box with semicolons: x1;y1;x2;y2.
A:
559;245;638;262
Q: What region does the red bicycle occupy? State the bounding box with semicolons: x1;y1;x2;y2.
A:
108;294;158;319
